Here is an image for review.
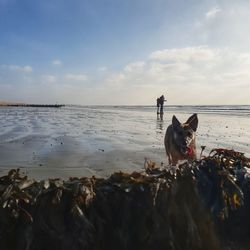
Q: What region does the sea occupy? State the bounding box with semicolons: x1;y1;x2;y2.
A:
0;105;249;178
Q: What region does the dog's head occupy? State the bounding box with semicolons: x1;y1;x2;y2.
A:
172;114;198;155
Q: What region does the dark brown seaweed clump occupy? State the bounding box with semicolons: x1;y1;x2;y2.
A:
0;148;249;250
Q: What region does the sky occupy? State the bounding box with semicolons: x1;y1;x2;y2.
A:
0;0;250;105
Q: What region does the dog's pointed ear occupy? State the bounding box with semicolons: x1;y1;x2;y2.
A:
172;115;180;128
186;114;198;131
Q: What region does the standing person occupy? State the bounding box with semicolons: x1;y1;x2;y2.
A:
156;97;160;114
159;95;166;114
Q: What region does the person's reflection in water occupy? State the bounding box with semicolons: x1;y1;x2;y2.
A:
156;113;164;133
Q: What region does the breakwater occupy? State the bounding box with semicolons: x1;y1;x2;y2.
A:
4;104;65;108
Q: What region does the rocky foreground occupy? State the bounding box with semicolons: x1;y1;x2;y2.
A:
0;149;249;250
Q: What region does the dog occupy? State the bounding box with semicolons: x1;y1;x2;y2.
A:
164;114;198;165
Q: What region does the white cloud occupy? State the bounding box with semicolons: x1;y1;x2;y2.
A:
106;73;125;87
65;74;87;81
42;75;57;83
124;61;145;73
205;7;221;20
150;47;250;84
192;2;250;50
149;46;218;62
52;59;62;66
1;46;250;105
1;64;33;73
99;46;250;104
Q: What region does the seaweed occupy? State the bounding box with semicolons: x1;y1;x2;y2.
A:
0;148;249;250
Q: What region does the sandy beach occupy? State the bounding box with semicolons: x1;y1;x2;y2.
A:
0;105;249;179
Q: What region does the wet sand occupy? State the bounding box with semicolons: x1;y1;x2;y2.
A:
0;105;249;179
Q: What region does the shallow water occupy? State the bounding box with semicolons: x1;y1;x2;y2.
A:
0;105;249;179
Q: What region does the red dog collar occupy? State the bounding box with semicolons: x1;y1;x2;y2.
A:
187;147;193;156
